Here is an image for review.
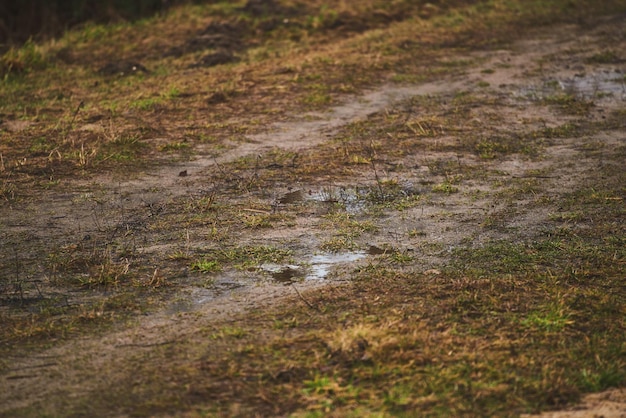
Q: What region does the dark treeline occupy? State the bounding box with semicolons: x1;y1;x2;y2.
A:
0;0;195;46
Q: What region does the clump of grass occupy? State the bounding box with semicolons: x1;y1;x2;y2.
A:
543;94;594;115
81;257;131;288
129;97;161;111
46;245;133;289
475;137;510;159
192;245;293;272
1;39;48;76
535;123;582;139
211;326;247;339
98;135;147;163
432;181;459;194
320;212;378;252
585;50;621;64
521;301;573;332
190;259;221;274
158;141;190;152
240;212;273;229
305;5;340;31
302;90;332;107
0;179;16;201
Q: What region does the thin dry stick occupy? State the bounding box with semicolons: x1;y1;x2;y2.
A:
369;156;384;196
241;208;271;215
64;100;85;142
291;284;319;312
48;101;85;160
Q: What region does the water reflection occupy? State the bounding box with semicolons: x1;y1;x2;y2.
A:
307;251;367;280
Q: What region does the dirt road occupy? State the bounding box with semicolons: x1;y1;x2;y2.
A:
1;5;625;417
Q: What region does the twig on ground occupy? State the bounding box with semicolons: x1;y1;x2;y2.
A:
291;284;320;312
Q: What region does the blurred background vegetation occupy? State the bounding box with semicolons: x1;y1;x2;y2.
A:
0;0;199;48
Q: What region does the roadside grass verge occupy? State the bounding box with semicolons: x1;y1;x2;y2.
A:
2;0;625;192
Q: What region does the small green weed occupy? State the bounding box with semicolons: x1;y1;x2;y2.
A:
475;138;508;159
241;213;273;229
320;213;378;251
99;135;146;163
211;326;247;339
578;368;625;391
303;91;332;106
306;5;340;31
130;97;161;111
190;259;221;273
158;141;190;152
432;182;459;194
521;302;573;332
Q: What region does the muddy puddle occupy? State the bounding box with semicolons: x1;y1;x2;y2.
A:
307;251;367;279
304;187;366;213
167;250;370;313
279;183;420;214
518;70;626;101
169;276;248;308
260;251;367;286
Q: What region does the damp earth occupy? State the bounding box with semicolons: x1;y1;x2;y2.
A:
1;2;625;417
